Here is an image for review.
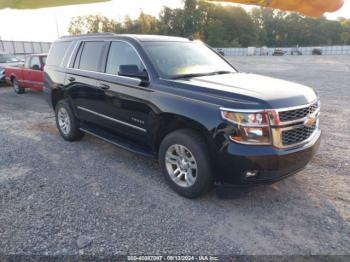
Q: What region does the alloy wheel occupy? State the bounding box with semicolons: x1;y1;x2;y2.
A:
57;107;71;135
165;144;198;188
13;81;19;92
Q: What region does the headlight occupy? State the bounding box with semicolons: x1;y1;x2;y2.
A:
221;110;272;145
0;67;4;75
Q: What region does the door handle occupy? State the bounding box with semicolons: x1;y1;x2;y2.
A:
99;83;110;90
68;76;75;82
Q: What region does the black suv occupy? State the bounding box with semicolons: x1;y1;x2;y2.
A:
44;34;321;198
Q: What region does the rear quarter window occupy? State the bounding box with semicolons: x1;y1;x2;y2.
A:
46;41;71;66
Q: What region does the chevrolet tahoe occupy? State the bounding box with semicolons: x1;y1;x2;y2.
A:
44;34;321;198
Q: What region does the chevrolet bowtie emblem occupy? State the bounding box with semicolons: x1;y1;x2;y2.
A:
304;115;317;127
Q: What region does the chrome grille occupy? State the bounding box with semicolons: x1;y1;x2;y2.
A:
282;124;317;146
273;101;321;148
279;102;318;122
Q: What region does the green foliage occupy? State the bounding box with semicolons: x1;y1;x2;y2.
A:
68;14;121;35
67;0;350;47
341;32;350;44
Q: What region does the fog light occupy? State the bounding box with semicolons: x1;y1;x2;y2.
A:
245;170;258;178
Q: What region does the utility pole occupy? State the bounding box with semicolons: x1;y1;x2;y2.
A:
54;9;60;38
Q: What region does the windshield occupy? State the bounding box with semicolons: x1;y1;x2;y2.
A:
143;41;236;79
0;54;20;63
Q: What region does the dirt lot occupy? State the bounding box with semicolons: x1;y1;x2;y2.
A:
0;55;349;256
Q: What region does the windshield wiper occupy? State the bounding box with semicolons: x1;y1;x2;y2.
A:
211;70;233;75
171;73;212;79
170;71;233;80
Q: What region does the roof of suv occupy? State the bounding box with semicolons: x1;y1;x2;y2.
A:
59;33;190;43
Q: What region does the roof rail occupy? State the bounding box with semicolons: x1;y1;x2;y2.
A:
59;33;116;39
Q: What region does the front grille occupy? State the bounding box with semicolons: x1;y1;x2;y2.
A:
282;124;316;146
279;102;318;122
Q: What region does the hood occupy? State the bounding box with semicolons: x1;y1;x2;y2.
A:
171;72;318;109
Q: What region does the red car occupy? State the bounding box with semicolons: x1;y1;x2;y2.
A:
5;53;47;94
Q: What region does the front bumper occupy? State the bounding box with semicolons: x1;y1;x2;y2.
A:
214;130;321;184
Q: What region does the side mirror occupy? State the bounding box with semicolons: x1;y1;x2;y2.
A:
31;64;41;71
118;65;148;81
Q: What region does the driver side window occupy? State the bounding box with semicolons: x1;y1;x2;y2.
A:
105;42;145;76
30;56;41;70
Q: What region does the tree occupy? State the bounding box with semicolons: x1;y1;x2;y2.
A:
339;18;350;45
341;32;350;44
158;7;184;36
68;0;349;47
68;15;121;35
138;12;160;34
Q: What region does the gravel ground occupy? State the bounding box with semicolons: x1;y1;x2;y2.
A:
0;55;349;256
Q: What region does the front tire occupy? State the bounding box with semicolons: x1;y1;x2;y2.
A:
159;129;213;198
55;99;84;141
13;79;25;94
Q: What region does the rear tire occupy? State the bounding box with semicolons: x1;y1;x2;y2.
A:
55;99;84;141
13;79;25;94
159;129;213;198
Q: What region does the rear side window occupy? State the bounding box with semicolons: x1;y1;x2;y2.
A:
46;41;71;66
78;41;105;72
106;42;144;75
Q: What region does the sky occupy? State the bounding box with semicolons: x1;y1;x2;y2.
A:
0;0;349;42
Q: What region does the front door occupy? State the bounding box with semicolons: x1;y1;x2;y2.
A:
93;41;153;145
23;56;43;89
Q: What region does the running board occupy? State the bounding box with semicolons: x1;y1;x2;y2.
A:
80;123;154;158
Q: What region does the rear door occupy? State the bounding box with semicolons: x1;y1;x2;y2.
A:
65;41;107;124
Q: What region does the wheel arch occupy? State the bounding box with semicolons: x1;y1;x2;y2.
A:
152;113;216;156
51;88;80;120
10;74;16;83
51;88;65;109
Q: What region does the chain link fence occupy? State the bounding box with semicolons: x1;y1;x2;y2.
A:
216;45;350;56
0;40;52;60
